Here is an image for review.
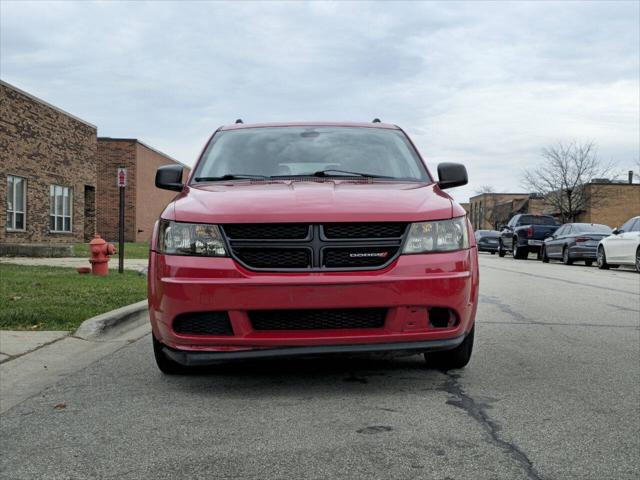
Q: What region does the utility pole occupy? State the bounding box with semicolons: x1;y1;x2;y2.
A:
117;166;127;273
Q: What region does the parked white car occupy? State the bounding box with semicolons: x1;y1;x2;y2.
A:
597;216;640;272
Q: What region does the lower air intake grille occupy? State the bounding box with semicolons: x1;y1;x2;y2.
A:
173;312;233;335
249;308;387;330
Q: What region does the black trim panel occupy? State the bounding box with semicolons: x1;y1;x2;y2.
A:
163;336;466;365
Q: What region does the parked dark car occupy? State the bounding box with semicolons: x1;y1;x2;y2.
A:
498;214;559;259
475;230;501;254
541;223;612;265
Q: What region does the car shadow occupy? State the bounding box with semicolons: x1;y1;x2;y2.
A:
159;353;452;397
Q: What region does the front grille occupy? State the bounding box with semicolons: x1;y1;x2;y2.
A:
234;248;311;269
222;223;406;271
323;223;407;239
173;312;233;335
250;308;387;330
323;247;399;268
223;224;310;240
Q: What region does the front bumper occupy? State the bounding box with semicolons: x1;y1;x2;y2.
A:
148;249;479;354
478;243;499;252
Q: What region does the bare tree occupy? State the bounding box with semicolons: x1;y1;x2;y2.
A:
522;142;615;223
474;185;496;195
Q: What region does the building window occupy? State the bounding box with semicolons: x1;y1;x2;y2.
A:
50;185;72;232
7;175;27;231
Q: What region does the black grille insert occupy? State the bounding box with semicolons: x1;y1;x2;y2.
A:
323;223;408;239
222;223;407;271
234;248;311;269
223;224;310;240
173;312;233;335
250;308;387;330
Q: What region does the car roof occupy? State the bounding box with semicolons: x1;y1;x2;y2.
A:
220;121;400;131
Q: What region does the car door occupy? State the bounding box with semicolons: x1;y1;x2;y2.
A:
619;218;640;264
501;217;517;249
547;225;566;257
607;218;636;262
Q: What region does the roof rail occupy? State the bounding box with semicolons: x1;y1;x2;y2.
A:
372;118;381;123
235;118;244;124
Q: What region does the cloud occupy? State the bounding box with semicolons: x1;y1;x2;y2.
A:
1;0;638;201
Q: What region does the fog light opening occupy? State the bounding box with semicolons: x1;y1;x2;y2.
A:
428;307;458;328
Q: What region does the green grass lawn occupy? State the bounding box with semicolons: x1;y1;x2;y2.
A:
0;264;147;331
73;242;150;259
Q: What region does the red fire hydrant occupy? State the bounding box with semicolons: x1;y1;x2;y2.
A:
89;235;116;276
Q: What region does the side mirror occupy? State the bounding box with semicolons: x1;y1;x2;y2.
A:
155;164;184;192
437;162;468;189
612;228;621;235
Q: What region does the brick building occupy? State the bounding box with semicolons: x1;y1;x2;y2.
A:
571;182;639;228
1;80;97;255
96;138;189;243
468;183;639;231
469;193;532;230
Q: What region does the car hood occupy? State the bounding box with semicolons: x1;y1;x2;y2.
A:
167;180;455;224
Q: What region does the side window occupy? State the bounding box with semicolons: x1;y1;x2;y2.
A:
508;216;517;227
50;185;73;232
555;226;565;236
564;226;572;236
630;219;640;232
6;175;26;231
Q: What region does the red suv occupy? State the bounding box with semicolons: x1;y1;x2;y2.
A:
149;122;478;373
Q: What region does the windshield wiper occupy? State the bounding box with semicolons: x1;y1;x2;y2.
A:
195;174;269;182
307;169;394;179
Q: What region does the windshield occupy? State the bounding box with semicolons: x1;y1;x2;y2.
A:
192;127;430;182
572;224;612;234
519;215;557;226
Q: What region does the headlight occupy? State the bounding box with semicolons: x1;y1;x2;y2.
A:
158;220;227;256
402;217;469;254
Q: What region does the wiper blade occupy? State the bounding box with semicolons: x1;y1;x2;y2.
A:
195;174;268;181
308;169;394;179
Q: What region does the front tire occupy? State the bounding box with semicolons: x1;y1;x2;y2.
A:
597;246;610;270
541;246;549;263
562;247;573;265
425;326;474;370
635;247;640;273
153;334;187;375
585;260;593;267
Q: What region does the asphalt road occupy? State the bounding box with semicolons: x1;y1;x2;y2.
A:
1;254;639;480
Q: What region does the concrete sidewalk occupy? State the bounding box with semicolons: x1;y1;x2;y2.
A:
0;317;150;414
0;256;148;271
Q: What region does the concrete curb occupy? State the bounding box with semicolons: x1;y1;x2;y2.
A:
74;300;148;340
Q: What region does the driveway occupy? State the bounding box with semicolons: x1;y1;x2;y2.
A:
1;254;638;479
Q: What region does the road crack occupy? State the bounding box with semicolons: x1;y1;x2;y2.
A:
444;371;544;480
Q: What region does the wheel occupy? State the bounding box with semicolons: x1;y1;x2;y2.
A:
597;246;609;269
425;326;474;370
536;249;543;261
585;260;593;267
562;247;573;265
498;240;506;257
512;238;528;259
541;246;549;263
153;334;187;374
636;247;640;273
490;251;495;255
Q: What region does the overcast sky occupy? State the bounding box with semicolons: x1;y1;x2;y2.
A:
1;0;638;202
